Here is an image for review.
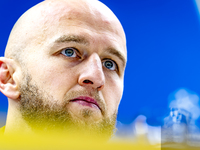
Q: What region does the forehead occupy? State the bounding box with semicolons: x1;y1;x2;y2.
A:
41;0;125;37
20;0;127;58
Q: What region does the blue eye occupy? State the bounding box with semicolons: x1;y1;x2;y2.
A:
103;59;117;71
61;48;77;57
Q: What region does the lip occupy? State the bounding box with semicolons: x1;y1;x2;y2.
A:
70;96;101;110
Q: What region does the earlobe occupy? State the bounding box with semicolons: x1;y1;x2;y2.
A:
0;57;20;100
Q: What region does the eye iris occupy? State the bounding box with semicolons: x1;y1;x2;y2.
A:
65;49;74;57
105;61;113;69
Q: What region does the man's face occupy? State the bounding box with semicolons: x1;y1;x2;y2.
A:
18;0;127;134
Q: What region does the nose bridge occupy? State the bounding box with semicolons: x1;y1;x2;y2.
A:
78;53;105;90
89;53;102;72
86;53;105;83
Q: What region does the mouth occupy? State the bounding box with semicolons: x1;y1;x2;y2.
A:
70;96;101;111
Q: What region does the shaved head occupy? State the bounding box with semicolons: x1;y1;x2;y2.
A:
5;0;126;66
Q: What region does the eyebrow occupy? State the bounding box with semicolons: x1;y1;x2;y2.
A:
55;35;89;45
54;34;126;67
106;48;126;68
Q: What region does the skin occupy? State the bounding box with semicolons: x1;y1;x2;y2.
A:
0;0;127;135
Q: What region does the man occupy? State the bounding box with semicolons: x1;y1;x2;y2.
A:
0;0;127;138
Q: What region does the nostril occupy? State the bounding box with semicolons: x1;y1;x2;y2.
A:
83;80;93;84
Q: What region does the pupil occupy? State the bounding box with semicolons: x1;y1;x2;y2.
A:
105;61;113;69
65;49;74;56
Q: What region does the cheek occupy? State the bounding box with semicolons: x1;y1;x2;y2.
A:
28;61;78;101
103;76;123;115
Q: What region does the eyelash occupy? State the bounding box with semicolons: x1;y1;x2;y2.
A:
60;47;119;71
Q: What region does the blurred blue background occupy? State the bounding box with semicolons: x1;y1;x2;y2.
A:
1;0;200;127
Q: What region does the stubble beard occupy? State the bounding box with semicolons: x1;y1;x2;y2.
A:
19;73;117;138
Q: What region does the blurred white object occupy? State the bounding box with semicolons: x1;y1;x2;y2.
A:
135;115;148;135
195;0;200;15
169;89;200;120
114;115;161;145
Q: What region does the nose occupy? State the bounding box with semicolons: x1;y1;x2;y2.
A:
78;53;105;91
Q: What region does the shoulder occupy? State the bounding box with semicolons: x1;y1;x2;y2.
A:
0;126;5;134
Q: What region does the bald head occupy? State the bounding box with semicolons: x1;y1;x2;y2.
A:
5;0;126;65
2;0;127;135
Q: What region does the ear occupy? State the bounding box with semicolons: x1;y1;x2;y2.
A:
0;57;20;100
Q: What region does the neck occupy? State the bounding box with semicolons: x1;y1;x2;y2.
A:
4;99;32;135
